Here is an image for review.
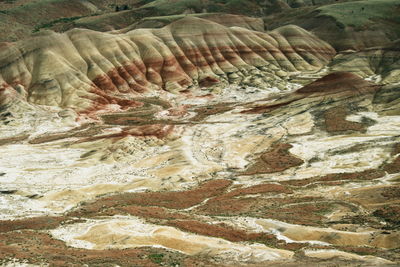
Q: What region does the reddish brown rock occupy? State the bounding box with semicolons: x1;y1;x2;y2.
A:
0;216;65;233
195;193;333;226
166;220;281;247
224;183;293;197
383;156;400;174
296;72;379;96
281;169;386;187
323;105;366;133
116;205;191;221
240;72;380;115
243;143;304;175
69;179;232;217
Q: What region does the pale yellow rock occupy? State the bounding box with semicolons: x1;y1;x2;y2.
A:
282;112;314;135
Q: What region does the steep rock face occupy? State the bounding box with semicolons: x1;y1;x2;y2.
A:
0;17;335;114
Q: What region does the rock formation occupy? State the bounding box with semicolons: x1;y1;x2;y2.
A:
0;1;399;266
0;17;335;115
330;40;400;83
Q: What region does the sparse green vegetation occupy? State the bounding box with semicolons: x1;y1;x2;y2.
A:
139;0;204;14
148;253;164;264
317;0;400;30
137;0;263;16
33;16;83;32
140;12;219;25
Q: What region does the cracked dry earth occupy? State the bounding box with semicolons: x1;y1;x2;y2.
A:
0;71;399;267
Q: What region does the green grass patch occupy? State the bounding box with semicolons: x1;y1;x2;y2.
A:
148;253;164;264
316;0;400;29
140;12;219;24
32;12;103;32
33;16;82;32
138;0;262;16
140;0;205;14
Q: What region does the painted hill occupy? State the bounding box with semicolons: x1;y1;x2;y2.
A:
0;1;399;266
330;40;400;83
0;17;335;115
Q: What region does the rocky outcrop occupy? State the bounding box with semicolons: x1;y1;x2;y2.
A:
0;17;335;114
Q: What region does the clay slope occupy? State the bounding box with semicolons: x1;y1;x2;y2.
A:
1;71;399;266
330;40;400;84
0;17;335;114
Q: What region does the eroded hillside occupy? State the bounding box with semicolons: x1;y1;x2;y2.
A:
0;1;399;266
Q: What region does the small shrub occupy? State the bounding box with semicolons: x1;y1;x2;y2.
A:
149;253;164;264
